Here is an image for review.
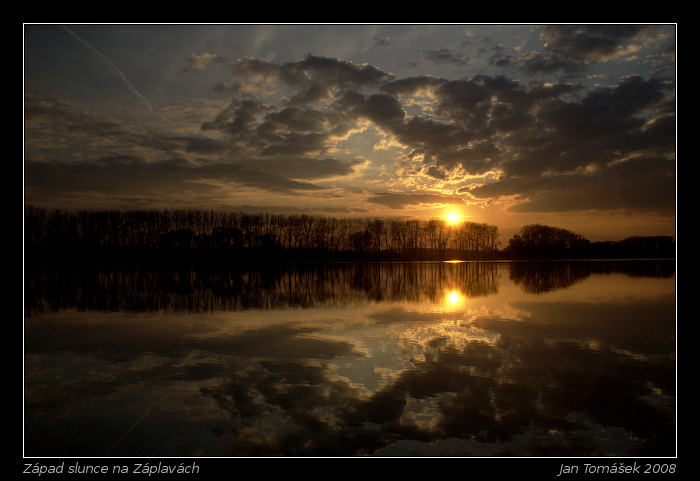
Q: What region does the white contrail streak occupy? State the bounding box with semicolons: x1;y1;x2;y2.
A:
61;25;155;113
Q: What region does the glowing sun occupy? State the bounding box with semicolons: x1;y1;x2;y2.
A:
448;291;460;304
446;212;460;223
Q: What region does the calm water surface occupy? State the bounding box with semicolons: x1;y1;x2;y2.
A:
24;260;676;457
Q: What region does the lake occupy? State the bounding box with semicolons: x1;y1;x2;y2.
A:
24;260;676;457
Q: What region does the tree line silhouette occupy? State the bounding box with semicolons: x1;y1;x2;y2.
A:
25;259;674;317
25;261;502;315
24;206;674;262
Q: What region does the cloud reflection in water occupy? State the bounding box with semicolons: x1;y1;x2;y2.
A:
24;260;675;456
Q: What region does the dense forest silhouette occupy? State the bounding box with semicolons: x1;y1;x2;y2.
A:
24;206;675;263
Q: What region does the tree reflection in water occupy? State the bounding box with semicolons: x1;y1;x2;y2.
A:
24;260;675;457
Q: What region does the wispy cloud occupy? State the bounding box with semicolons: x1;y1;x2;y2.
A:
61;25;156;113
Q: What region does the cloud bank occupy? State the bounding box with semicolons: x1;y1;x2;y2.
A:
24;24;675;237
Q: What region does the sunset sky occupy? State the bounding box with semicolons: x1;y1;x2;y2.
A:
24;24;676;242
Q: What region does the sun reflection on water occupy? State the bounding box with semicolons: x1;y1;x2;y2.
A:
448;291;460;304
443;289;468;309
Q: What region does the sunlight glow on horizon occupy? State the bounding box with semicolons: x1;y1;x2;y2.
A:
447;212;460;223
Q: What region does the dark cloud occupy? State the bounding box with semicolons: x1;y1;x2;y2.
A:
352;93;406;127
499;75;674;178
24;94;362;202
277;55;395;88
381;75;446;96
540;25;656;62
489;44;516;68
435;142;500;175
25;96;227;158
240;156;361;181
466;154;675;216
395;116;472;150
521;25;669;78
519;51;586;77
373;36;390;47
423;48;469;66
287;82;332;105
366;192;466;209
426;165;447;180
23;153;357;206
